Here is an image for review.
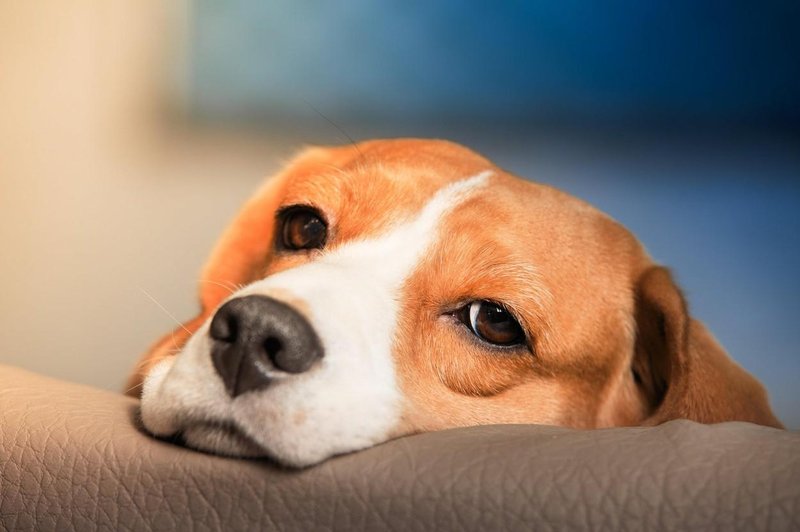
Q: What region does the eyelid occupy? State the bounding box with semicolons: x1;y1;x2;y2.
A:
276;204;328;224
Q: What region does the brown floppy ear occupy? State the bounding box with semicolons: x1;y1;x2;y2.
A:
632;266;783;428
124;164;293;396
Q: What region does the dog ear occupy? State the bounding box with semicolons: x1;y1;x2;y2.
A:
632;266;782;428
125;163;293;396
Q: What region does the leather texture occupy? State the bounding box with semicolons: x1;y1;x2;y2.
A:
1;364;798;531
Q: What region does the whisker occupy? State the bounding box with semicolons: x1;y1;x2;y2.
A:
130;345;183;373
138;287;193;336
198;278;239;295
303;99;364;159
123;349;180;394
124;381;144;395
126;347;183;394
168;327;181;354
316;162;350;178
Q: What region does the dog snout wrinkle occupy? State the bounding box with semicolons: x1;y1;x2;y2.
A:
209;295;323;398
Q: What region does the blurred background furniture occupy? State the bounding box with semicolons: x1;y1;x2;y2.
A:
0;1;797;430
2;364;798;531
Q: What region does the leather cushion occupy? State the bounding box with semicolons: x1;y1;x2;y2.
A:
1;364;798;531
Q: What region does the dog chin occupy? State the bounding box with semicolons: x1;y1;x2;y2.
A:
179;420;356;467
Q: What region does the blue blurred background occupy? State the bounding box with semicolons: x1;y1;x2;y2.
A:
1;1;797;426
188;1;800;425
189;1;800;127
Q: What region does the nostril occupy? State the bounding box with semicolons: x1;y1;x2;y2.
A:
209;310;237;343
209;295;323;396
263;336;283;358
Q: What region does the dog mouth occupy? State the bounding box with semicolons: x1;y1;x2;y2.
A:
179;421;267;458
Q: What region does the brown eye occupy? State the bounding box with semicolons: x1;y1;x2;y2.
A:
280;207;327;250
459;301;525;347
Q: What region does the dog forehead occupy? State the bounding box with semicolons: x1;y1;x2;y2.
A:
279;140;499;239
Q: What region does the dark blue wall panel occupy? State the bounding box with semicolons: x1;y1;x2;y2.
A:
190;1;800;124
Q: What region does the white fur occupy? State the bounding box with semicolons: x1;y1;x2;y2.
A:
140;171;491;466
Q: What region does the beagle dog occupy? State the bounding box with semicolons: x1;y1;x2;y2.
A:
129;138;782;467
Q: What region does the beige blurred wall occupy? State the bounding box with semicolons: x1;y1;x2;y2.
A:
0;2;294;392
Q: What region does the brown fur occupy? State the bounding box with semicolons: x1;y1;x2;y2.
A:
127;138;783;432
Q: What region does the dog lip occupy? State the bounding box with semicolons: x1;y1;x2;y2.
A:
179;420;266;458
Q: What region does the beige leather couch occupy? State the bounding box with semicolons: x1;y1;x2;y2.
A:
1;364;798;531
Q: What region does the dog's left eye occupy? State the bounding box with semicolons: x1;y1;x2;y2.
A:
280;207;328;250
455;301;525;347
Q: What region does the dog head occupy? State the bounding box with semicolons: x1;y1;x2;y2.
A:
131;138;781;466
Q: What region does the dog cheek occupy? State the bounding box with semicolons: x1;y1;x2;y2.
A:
140;331;233;437
436;346;533;397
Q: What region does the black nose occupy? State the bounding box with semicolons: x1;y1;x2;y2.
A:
208;295;323;398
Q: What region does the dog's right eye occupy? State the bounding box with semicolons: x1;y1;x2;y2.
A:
279;207;328;251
